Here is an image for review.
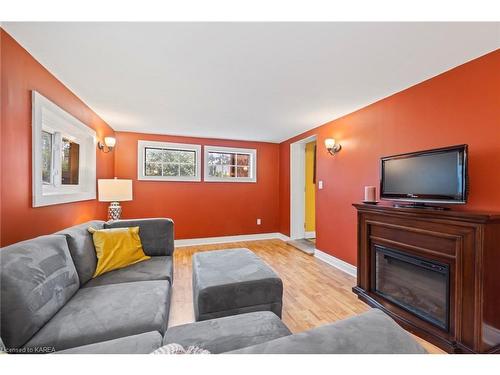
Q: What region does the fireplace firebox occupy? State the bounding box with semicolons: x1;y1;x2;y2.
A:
373;245;449;330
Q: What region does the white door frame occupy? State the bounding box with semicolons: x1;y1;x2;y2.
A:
290;134;317;240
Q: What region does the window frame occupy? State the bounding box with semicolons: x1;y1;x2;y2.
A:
204;145;257;183
32;91;97;207
137;140;202;182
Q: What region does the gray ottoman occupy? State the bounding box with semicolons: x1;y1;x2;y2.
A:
163;311;291;353
192;248;283;321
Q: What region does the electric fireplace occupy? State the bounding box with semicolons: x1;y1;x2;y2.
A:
353;203;500;353
372;245;449;330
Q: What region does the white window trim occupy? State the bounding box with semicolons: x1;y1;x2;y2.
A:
137;140;201;182
204;145;257;183
32;91;97;207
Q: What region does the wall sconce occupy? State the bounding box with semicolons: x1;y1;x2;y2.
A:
98;136;116;153
324;138;341;156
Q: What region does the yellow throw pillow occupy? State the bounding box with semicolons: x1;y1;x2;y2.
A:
88;226;150;278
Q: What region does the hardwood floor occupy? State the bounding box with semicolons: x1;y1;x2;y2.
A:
170;238;444;353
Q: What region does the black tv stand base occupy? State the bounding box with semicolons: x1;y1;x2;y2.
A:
392;203;450;211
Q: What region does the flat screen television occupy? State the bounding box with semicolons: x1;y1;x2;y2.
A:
380;145;468;206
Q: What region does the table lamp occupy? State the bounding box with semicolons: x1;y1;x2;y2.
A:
98;178;133;220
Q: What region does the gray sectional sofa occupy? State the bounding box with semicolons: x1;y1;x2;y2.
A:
0;218;174;353
0;217;426;354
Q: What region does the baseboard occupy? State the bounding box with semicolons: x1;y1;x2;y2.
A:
175;232;291;247
314;249;357;277
304;231;316;239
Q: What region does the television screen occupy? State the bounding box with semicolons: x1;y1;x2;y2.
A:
380;145;467;204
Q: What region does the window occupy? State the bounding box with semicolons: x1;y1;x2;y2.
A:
138;140;201;181
32;91;96;207
204;146;257;182
40;132;80;185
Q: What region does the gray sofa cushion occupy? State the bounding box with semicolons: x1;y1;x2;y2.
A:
82;256;173;288
229;309;427;354
163;311;292;354
104;218;174;256
56;220;105;285
57;331;162;354
192;248;283;321
0;235;79;349
24;280;171;351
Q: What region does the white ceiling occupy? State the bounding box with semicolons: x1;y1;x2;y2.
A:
3;22;499;142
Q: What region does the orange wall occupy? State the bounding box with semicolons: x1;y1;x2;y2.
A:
0;30;115;246
114;132;280;239
2;26;498;259
279;50;500;266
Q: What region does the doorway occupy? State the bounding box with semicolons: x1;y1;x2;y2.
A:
304;140;316;241
289;135;317;254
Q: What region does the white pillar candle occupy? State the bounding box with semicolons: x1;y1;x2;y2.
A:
364;186;376;202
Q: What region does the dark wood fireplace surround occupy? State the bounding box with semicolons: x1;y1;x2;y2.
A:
353;203;500;354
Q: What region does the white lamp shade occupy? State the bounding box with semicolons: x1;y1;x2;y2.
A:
98;179;133;202
104;137;116;148
324;138;336;149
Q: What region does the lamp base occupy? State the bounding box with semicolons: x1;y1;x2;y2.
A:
108;202;122;221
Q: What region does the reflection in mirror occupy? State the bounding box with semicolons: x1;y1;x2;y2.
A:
61;138;80;185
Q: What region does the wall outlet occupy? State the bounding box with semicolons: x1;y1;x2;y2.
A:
318;180;324;190
257;218;262;225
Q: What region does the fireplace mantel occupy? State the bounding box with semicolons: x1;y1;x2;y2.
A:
352;203;500;354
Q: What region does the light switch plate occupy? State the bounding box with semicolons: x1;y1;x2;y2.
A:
318;180;324;189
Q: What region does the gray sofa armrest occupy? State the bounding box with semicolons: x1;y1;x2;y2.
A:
56;331;162;354
228;309;428;354
104;218;174;256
